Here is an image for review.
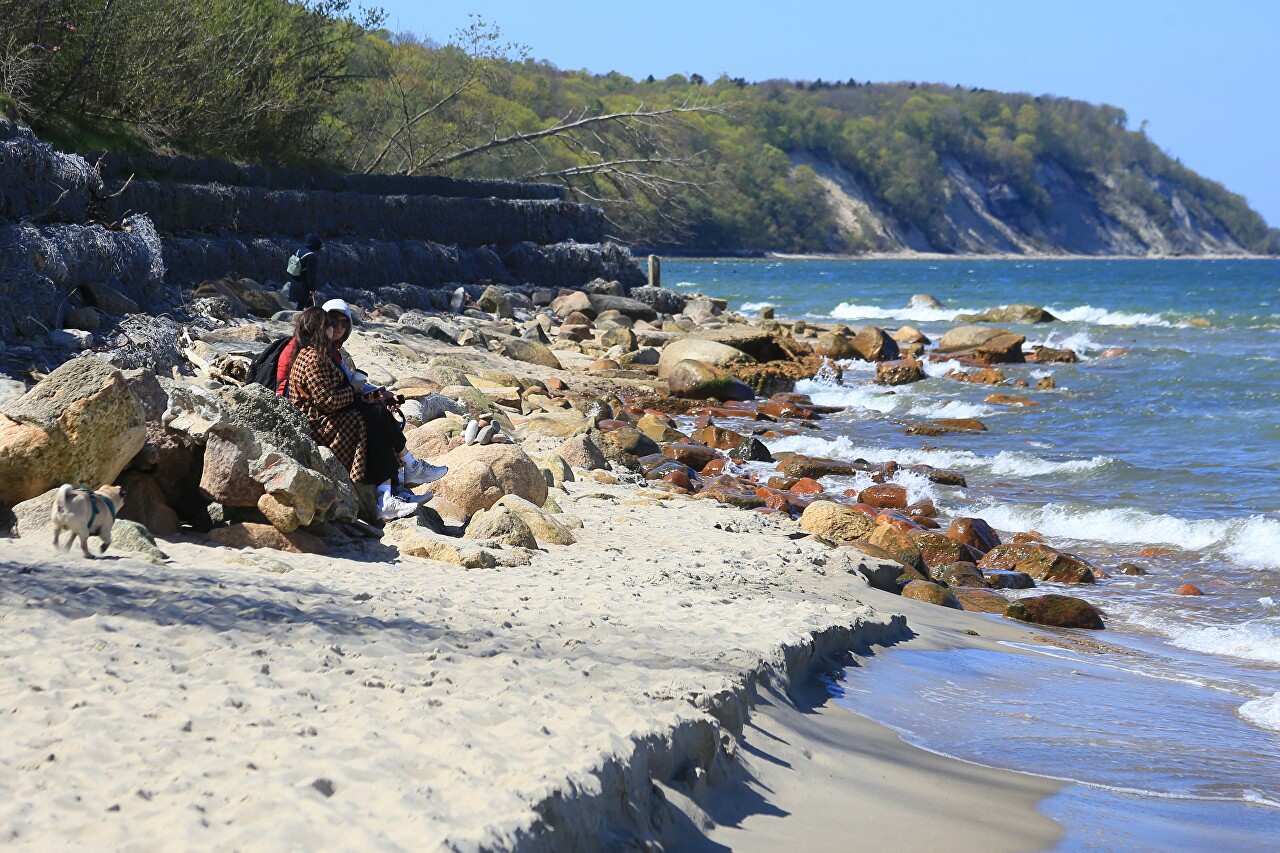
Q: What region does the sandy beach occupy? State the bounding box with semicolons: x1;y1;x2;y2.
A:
1;465;1066;850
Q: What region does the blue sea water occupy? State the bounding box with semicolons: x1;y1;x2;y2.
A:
666;258;1280;849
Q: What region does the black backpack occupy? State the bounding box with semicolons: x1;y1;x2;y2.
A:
247;335;293;390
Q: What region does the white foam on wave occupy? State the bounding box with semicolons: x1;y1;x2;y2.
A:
924;399;994;420
739;301;774;312
1030;329;1106;355
967;500;1280;569
765;434;1115;479
921;359;954;379
830;301;976;324
792;379;902;412
1045;304;1172;327
838;468;943;507
1240;693;1280;734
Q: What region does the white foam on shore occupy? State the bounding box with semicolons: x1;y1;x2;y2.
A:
1240;693;1280;734
765;434;1115;479
1045;304;1172;327
967;501;1280;570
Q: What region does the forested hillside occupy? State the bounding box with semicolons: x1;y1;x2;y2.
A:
3;0;1274;255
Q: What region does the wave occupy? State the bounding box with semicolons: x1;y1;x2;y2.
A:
965;500;1280;570
739;301;775;312
765;433;1117;479
1045;304;1173;327
1240;693;1280;734
830;301;976;323
1028;329;1106;354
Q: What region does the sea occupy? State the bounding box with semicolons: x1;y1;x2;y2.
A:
665;258;1280;851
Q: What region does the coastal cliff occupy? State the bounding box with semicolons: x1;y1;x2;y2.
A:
792;149;1251;256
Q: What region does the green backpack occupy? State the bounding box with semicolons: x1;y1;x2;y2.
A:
286;250;313;277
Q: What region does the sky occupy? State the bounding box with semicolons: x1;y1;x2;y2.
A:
373;0;1280;227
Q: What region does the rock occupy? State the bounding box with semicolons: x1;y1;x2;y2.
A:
500;338;562;369
936;326;1026;364
801;501;875;542
430;442;548;516
558;434;609;471
982;569;1036;589
858;484;908;510
901;580;963;609
934;561;987;588
778;455;858;480
657;338;755;378
587;294;659;323
983;393;1039;407
495;494;575;546
586;277;623;296
477;285;514;319
628;285;687;315
905;418;988;436
524;410;593;439
891;325;930;345
662;442;719;472
636;413;687;444
64;307;102;331
1175;583;1204;596
867;525;924;571
667;360;755;402
814;331;859;361
983;304;1057;324
0;358;147;510
206;522;328;554
110;519;168;561
875;358;925;385
692;424;746;451
390;526;497;568
909;294;943;309
1029;345;1078;364
200;432;264;507
849;326;900;362
600;326;637;350
729;437;774;463
912;530;980;569
116;470;179;536
465;504;538;548
849;555;905;592
945;517;1002;555
952;587;1008;613
600;426;659;460
978;543;1096;584
1005;594;1104;629
552;291;595;319
1116;562;1146;576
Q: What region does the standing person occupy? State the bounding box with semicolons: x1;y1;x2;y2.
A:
286;307;444;521
284;233;323;308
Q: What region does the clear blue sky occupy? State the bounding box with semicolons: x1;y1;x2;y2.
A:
374;0;1280;227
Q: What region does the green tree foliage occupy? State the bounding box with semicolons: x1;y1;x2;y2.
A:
3;5;1272;253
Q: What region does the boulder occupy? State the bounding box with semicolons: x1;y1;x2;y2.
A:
901;580;963;609
636;413;687;444
587;294;659;323
875;358;925;385
983;393;1039;407
558;434;609;471
465;504;538;549
984;304;1057;324
814;331;860;361
657;338;756;378
477;285;515;319
0;357;147;510
912;530;981;569
115;470;179;536
909;294;943;309
858;484;908;510
934;561;987;588
946;517;1002;555
867;525;924;571
891;325;930;345
500;339;562;369
667;360;755;402
982;569;1036;589
850;326;900;362
978;543;1097;584
936;326;1026;364
430;442;548;517
1005;594;1104;629
952;587;1009;614
205;522;328;554
662;442;719;472
495;494;576;546
801;501;876;542
551;291;595;319
628;285;688;315
778;455;858;480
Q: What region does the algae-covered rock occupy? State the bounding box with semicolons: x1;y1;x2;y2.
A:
1005;594;1104;629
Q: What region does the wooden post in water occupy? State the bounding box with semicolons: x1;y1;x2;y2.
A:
647;255;661;289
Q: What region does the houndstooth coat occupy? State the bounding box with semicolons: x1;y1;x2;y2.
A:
288;344;369;483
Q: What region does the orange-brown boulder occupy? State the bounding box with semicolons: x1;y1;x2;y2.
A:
946;517;1002;555
858;484;908;510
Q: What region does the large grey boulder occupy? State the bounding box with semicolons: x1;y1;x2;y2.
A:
657;338;756;379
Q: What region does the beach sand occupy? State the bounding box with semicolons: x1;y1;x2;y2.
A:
1;470;1065;850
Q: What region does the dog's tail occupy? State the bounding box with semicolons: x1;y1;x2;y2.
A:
54;484;75;513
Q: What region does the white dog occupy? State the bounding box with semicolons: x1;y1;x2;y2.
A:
51;484;126;558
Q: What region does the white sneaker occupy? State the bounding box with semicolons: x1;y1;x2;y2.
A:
377;492;419;521
403;459;448;486
395;488;434;504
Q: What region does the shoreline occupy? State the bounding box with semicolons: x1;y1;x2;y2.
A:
661;251;1279;262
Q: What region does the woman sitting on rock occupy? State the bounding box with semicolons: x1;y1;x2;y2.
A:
287;306;444;521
